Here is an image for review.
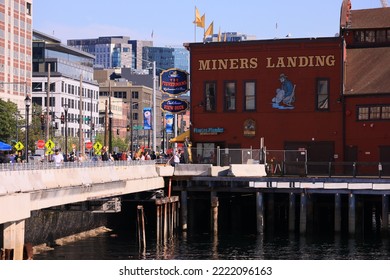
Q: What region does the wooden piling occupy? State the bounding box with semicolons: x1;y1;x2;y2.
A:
156;205;161;242
288;193;296;232
382;194;389;234
211;191;219;236
163;202;168;243
155;196;180;243
348;193;356;235
300;192;307;234
334;193;341;232
181;190;188;231
137;205;146;252
256;192;264;234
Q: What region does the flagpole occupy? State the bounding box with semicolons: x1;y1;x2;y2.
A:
194;6;196;42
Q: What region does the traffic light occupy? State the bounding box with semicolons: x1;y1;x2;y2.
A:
126;125;130;131
117;129;120;135
91;123;95;130
60;113;65;124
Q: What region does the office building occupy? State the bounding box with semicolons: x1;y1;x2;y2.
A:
0;0;33;110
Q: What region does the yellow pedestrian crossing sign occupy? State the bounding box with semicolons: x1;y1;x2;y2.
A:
93;141;102;151
14;141;24;151
45;140;55;150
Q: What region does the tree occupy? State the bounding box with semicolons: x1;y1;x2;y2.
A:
0;99;19;143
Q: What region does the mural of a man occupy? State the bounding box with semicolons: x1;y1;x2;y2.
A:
272;73;295;109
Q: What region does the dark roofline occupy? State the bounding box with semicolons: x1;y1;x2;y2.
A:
33;30;95;59
184;36;341;49
33;29;62;43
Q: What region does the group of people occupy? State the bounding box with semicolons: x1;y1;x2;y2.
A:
0;150;26;163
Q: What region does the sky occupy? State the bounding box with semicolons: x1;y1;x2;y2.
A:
33;0;384;47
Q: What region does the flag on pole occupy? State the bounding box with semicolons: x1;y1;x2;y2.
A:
204;21;213;39
193;7;202;26
199;13;205;28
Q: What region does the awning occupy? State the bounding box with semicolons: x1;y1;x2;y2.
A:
169;130;190;143
0;141;12;151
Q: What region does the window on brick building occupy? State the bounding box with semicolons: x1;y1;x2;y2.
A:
224;81;236;111
244;81;256;111
316;78;329;110
204;82;216;111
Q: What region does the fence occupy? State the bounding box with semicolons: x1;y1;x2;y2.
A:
179;147;389;178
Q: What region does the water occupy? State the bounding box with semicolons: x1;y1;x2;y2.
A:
33;230;390;260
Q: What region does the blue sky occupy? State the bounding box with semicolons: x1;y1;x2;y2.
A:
33;0;383;47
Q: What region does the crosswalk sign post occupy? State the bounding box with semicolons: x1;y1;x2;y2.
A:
14;141;24;151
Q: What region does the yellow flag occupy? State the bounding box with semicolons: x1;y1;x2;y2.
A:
204;21;214;39
193;7;202;26
199;14;205;28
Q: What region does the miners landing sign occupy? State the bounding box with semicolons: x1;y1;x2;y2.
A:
160;68;189;96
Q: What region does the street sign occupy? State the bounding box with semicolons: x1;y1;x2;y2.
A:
37;139;45;149
93;141;102;151
14;141;24;151
86;142;93;150
45;140;55;150
133;125;143;130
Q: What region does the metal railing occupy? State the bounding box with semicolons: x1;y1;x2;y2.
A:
0;159;155;172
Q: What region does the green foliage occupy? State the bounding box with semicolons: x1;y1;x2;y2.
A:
0;99;19;143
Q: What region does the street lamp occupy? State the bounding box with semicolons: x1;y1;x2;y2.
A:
109;110;113;153
64;103;69;159
136;58;157;152
24;95;31;163
152;61;156;153
130;103;134;155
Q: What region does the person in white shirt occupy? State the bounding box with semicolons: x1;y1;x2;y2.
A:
52;149;64;167
174;149;181;166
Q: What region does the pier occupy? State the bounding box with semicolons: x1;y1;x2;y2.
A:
2;161;390;259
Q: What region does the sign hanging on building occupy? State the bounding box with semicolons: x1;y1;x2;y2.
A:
161;98;189;114
160;68;189;96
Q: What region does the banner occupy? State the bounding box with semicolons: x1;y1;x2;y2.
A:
143;107;152;130
165;113;174;133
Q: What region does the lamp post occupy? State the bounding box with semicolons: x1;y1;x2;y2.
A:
24;95;31;163
135;58;157;152
109;110;113;153
152;61;157;153
130;103;134;156
64;103;69;159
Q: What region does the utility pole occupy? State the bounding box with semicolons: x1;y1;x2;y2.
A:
104;100;108;147
79;75;84;156
45;64;50;143
152;61;157;152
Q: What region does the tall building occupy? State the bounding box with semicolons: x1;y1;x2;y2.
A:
143;46;189;76
68;36;155;71
128;40;153;71
32;30;99;149
95;69;163;152
0;0;33;110
67;36;135;69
